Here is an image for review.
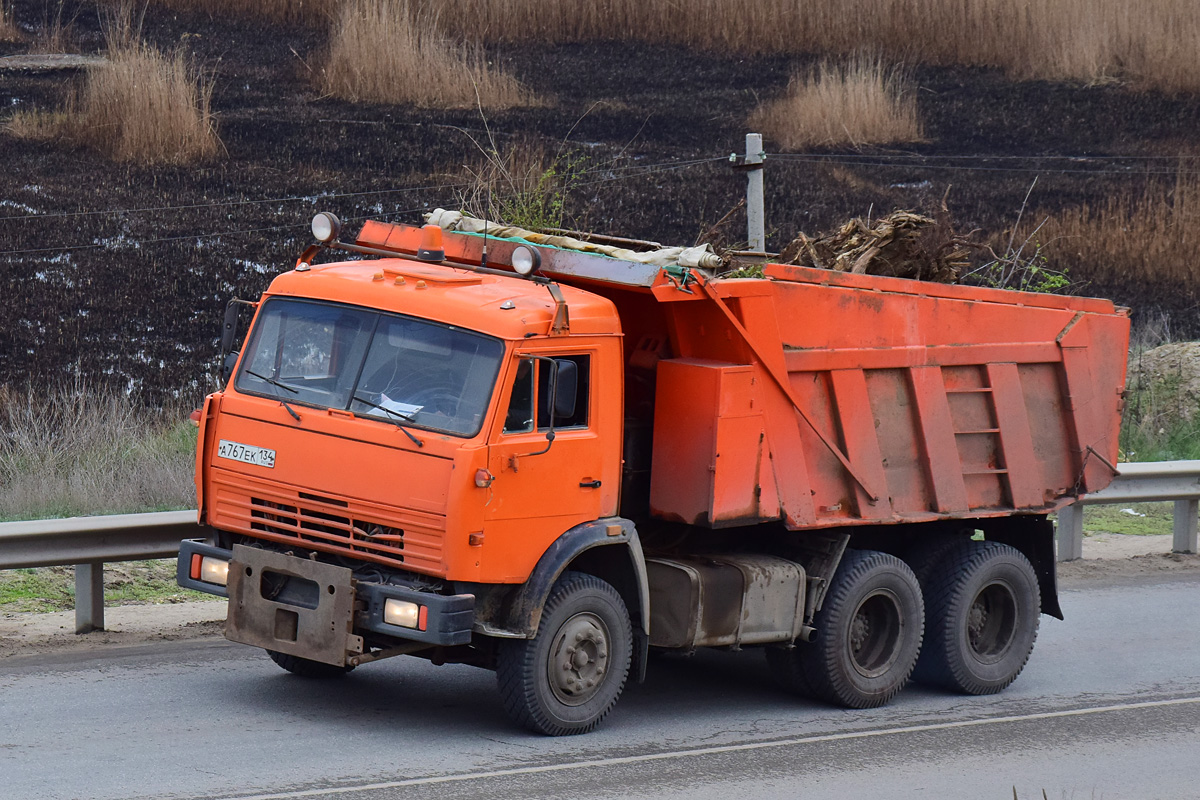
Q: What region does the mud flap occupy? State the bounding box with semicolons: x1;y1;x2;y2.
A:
225;544;361;666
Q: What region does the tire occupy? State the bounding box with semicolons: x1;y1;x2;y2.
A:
496;571;632;736
797;549;924;709
266;649;355;679
913;540;1040;695
904;535;962;589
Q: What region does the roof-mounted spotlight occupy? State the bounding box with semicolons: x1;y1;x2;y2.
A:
512;245;542;277
311;212;342;244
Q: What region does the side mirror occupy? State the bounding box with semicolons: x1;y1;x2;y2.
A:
220;301;240;358
222;351;240;385
553;360;578;420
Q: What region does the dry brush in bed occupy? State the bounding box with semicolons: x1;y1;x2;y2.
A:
779;205;975;283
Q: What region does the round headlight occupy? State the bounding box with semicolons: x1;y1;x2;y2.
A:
311;212;342;243
512;245;541;276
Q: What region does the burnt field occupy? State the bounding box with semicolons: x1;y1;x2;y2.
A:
2;1;1200;402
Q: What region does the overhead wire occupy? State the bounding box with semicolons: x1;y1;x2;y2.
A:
0;155;728;224
767;152;1200;176
775;151;1200;161
0;201;459;258
7;148;1183;228
0;156;728;257
4;148;1190;258
0;181;472;223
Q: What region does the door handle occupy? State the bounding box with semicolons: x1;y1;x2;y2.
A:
579;480;602;489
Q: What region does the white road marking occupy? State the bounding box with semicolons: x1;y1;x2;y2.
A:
220;695;1200;800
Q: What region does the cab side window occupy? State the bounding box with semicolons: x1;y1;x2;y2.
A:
503;360;535;433
502;355;590;433
538;355;589;429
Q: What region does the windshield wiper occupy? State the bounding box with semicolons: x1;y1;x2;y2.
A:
245;369;302;422
353;394;424;447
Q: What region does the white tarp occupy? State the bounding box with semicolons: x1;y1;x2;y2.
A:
424;208;724;271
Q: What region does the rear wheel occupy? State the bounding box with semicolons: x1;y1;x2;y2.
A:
266;649;355;678
789;549;924;709
904;535;961;588
497;571;632;736
913;540;1040;694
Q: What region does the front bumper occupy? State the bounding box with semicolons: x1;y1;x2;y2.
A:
177;539;475;662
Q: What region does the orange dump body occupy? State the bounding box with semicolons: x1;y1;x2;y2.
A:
642;263;1129;530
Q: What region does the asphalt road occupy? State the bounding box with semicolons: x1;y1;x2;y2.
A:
3;573;1199;800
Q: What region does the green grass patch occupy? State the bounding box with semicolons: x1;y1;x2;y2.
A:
1082;502;1174;536
0;560;215;613
1120;346;1200;462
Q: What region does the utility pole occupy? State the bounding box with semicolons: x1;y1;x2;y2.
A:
731;133;766;252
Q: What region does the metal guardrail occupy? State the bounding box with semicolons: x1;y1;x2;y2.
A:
1;463;1196;634
0;511;202;633
1057;460;1200;562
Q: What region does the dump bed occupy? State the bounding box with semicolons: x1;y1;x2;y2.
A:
645;263;1129;530
354;219;1130;533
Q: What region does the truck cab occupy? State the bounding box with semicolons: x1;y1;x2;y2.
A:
182;242;646;733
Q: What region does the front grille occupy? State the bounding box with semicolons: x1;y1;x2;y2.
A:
211;471;445;574
249;496;406;552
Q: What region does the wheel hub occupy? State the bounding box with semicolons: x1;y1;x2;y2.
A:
849;589;903;679
851;614;871;652
966;581;1019;662
967;602;988;646
548;612;610;706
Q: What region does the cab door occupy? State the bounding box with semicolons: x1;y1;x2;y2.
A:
483;343;616;581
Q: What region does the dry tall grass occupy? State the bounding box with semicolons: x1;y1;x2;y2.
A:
27;0;74;53
749;59;923;150
321;0;530;109
0;383;195;521
431;0;1200;93
119;0;1200;92
5;26;220;164
0;2;19;41
1036;168;1200;289
76;40;219;163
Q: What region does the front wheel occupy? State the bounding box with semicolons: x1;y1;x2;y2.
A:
913;540;1040;695
496;571;632;736
795;549;924;709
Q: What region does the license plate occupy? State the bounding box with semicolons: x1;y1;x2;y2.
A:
217;439;276;468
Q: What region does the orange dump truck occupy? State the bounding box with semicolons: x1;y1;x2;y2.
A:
178;212;1129;735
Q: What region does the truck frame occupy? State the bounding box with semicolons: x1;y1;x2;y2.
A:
178;212;1129;735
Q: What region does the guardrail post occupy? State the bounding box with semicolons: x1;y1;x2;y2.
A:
75;562;105;634
1056;505;1084;562
1174;499;1199;554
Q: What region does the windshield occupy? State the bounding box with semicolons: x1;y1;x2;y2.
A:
235;298;505;437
